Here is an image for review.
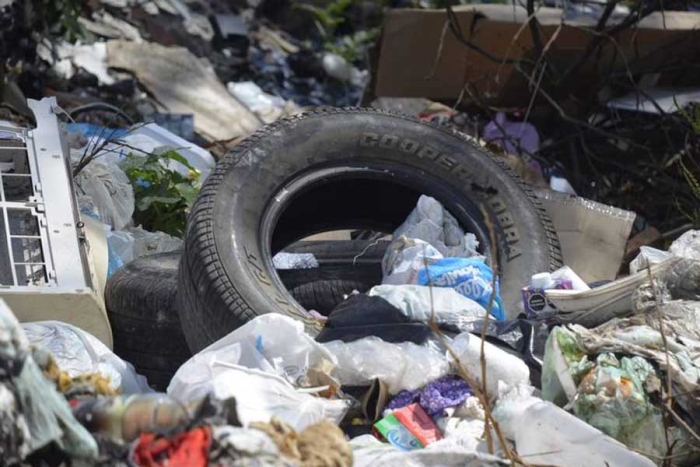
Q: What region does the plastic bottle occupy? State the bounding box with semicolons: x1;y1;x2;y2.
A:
72;394;190;442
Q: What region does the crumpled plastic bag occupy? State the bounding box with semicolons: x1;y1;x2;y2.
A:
323;337;449;395
368;284;487;329
21;321;151;394
669;229;700;260
209;366;350;432
168;314;335;402
448;332;530;398
391;195;484;259
74;159;134;231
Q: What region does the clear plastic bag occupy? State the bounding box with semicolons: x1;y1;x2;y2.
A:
323;337;449;395
21;321;151;394
127;226;182;259
74;160;134;231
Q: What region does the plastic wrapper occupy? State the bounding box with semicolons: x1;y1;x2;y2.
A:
368;284;486;329
323;337;449;395
669;229;700;260
74;159;134;231
391;195;484;260
448;332;530;398
21;321;151;394
168;314;335;401
416;258;504;321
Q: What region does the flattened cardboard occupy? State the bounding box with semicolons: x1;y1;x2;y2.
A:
375;5;700;105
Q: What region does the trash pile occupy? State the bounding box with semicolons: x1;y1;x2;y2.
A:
2;1;700;466
3;186;700;465
11;0;372;146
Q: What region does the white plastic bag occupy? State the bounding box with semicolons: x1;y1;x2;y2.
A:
322;337;449;394
368;284;486;329
74;160;134;231
391;195;484;259
209;365;350;432
630;246;673;274
168;314;335;401
21;321;151;394
449;332;530;398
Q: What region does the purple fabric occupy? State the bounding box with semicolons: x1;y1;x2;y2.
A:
482;112;540;156
386;375;473;416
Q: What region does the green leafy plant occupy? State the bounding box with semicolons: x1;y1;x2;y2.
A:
294;0;380;64
327;28;379;63
294;0;354;37
122;150;200;237
28;0;87;42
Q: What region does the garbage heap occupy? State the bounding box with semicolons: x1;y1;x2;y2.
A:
2;194;700;466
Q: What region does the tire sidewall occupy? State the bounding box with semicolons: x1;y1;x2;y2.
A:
207;111;552;328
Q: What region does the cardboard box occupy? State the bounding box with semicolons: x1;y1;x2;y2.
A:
374;5;700;106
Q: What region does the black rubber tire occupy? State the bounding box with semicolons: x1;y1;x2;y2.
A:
178;108;562;352
105;252;191;391
290;280;369;315
283;240;389;266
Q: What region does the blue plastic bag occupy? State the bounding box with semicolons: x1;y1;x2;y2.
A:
416;257;505;321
